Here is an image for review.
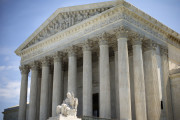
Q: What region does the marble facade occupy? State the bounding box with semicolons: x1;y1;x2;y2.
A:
3;0;180;120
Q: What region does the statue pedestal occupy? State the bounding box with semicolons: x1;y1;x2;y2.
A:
59;115;81;120
48;115;81;120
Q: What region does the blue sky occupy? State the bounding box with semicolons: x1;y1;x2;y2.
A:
0;0;179;119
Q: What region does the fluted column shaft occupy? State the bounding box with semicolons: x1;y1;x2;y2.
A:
113;46;119;119
48;67;53;118
52;53;63;117
18;65;29;120
68;49;77;96
129;54;136;120
143;43;161;120
83;44;92;116
132;40;147;120
161;48;173;120
99;39;111;119
39;58;50;120
28;63;39;120
117;37;132;120
36;70;41;120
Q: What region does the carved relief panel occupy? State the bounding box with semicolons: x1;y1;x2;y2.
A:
23;7;111;49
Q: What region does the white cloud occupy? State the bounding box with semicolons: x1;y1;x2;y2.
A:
0;76;31;101
0;81;21;99
0;65;19;71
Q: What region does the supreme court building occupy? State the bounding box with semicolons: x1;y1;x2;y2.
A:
3;0;180;120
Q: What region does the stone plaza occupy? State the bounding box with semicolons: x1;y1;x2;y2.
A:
3;0;180;120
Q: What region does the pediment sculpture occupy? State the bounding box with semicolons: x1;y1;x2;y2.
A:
23;7;111;50
56;92;78;117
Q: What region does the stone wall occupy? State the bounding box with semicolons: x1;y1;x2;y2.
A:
3;105;29;120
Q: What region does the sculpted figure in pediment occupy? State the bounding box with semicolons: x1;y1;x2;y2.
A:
71;13;76;26
89;9;95;16
47;23;55;35
60;16;66;30
56;15;63;30
83;12;89;19
95;8;101;15
63;14;70;29
38;32;44;40
53;20;59;33
76;12;83;24
42;29;48;38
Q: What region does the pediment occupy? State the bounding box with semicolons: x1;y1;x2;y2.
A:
15;1;115;54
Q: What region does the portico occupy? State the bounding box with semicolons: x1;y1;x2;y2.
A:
16;1;180;120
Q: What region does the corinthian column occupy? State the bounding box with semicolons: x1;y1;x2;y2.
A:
68;47;77;96
132;38;147;120
143;41;161;120
48;66;53;118
99;33;111;119
36;70;42;120
18;65;29;120
52;52;63;117
160;47;173;120
39;57;50;120
28;62;39;120
82;43;92;116
116;27;132;120
112;44;119;119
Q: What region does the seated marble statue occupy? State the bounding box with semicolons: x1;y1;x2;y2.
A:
56;92;78;117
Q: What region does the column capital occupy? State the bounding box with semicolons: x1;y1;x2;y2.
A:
97;32;110;45
82;40;93;51
19;65;30;74
30;61;40;70
53;51;63;62
143;40;157;51
41;57;51;67
66;46;79;57
83;44;92;51
99;39;108;45
160;46;168;56
131;34;144;46
114;26;129;38
132;39;142;46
